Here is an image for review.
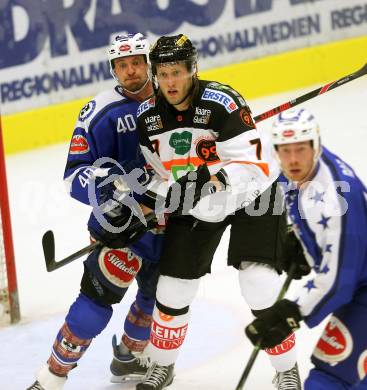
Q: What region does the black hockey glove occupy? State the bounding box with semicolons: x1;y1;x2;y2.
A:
165;164;214;216
279;227;311;280
89;207;157;249
245;299;302;349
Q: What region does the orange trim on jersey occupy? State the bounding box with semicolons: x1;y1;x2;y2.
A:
162;157;219;170
162;158;269;176
224;160;270;176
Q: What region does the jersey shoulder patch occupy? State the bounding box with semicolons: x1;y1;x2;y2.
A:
205;81;248;108
69;134;90;154
137;97;156;117
201;82;247;113
78;100;96;122
78;89;126;124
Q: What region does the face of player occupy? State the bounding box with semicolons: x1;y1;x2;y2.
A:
114;55;149;92
276;141;315;182
155;61;194;111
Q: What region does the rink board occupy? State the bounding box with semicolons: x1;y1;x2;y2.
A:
3;35;367;155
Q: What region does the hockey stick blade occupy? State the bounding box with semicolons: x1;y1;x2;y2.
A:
42;212;157;272
254;62;367;124
42;230;100;272
42;230;55;271
235;263;297;390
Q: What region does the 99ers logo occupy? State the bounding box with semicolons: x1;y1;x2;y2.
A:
196;139;219;162
240;107;254;128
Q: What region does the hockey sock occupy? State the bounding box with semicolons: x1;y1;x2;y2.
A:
47;322;92;376
120;290;155;353
48;293;113;376
265;333;297;372
146;303;190;366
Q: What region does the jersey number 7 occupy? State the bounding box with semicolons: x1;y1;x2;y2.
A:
250;138;262;160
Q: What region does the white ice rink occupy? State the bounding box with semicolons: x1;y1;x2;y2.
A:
1;76;367;389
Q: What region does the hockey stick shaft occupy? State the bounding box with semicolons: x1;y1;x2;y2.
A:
43;64;367;271
235;263;297;390
234;64;367;389
253;62;367;124
42;231;101;272
43;212;156;272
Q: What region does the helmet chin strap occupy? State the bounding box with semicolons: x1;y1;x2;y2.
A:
123;76;150;95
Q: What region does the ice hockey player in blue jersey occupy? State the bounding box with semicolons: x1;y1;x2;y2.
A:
246;108;367;389
27;33;164;390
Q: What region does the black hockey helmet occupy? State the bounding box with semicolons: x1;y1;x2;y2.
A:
149;34;197;75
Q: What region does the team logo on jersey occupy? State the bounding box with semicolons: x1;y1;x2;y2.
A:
313;316;353;364
78;100;96;122
196;139;219;163
239;107;254;128
193;107;211;125
137;98;155;117
358;350;367;380
206;83;247;106
69;135;89;154
169;131;192;155
151;320;188;350
98;247;142;288
201;88;238;113
265;333;296;355
145;115;163;131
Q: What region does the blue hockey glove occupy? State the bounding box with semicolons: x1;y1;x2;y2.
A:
88;158;153;222
89;207;157;249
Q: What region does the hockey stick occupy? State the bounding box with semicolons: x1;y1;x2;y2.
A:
253;62;367;124
42;212;156;272
43;64;366;272
235;262;297;390
234;64;367;390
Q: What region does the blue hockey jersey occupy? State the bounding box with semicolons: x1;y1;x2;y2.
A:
282;147;367;327
63;85;163;263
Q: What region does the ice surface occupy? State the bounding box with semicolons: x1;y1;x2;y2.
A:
1;77;366;389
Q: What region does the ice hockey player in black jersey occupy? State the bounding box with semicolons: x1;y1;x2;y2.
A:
134;34;301;390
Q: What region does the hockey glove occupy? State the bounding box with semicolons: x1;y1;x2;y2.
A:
165;164;214;216
245;299;302;349
96;159;152;214
279;227;311;280
89;207;157;249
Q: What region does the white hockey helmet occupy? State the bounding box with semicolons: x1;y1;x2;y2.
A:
107;33;150;74
271;108;320;153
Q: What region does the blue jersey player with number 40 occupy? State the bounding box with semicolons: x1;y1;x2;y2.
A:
27;33;164;390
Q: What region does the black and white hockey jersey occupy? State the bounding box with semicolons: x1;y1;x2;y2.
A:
137;80;280;221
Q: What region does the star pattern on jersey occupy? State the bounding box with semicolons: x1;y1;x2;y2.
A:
310;190;325;204
324;244;333;253
317;214;331;230
286;189;298;206
320;264;330;274
304;279;316;292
